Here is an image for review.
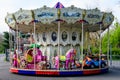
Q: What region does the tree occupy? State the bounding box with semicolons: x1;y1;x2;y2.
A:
2;31;15;61
102;21;120;54
0;33;4;53
2;32;10;61
2;32;9;49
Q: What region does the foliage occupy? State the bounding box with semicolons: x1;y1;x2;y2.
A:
0;34;4;53
2;32;9;49
2;31;15;50
91;47;99;54
0;43;4;53
102;22;120;55
112;48;120;55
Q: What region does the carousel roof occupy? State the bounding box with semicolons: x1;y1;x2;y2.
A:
5;5;114;33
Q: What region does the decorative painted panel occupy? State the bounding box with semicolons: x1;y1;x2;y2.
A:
84;8;104;24
70;27;80;46
60;27;70;46
33;6;57;24
5;13;16;28
14;9;33;25
49;26;58;46
61;6;83;23
103;13;114;27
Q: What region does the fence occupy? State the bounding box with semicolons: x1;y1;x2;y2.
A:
0;54;5;62
109;55;120;69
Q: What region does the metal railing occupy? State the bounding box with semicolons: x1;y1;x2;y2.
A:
0;54;5;62
109;55;120;69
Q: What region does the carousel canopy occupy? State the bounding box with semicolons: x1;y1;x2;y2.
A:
5;5;114;33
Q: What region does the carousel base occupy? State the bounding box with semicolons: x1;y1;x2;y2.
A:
10;67;109;76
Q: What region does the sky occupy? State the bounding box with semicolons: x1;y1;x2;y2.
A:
0;0;120;33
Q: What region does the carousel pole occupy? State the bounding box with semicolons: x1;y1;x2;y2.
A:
85;31;88;55
33;21;36;70
16;24;19;68
81;21;84;70
9;28;13;66
14;27;16;51
9;27;11;54
88;31;91;54
45;27;47;69
57;8;61;70
10;29;14;51
99;23;102;68
100;24;102;54
107;26;110;67
18;30;20;54
71;27;73;48
9;27;11;63
55;2;64;70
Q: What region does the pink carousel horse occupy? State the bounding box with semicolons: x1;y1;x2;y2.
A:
65;48;76;70
12;50;20;68
53;56;59;69
53;48;76;70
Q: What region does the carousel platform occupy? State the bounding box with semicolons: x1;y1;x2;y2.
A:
10;67;108;76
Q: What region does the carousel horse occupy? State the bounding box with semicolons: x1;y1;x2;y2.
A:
65;48;76;70
25;48;49;69
25;48;43;63
53;56;59;69
53;48;76;70
13;50;20;68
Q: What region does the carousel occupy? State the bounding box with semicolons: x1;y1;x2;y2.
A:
5;2;114;76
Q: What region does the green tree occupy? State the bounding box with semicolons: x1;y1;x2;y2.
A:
2;31;9;60
2;32;9;49
102;22;120;55
0;33;4;53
